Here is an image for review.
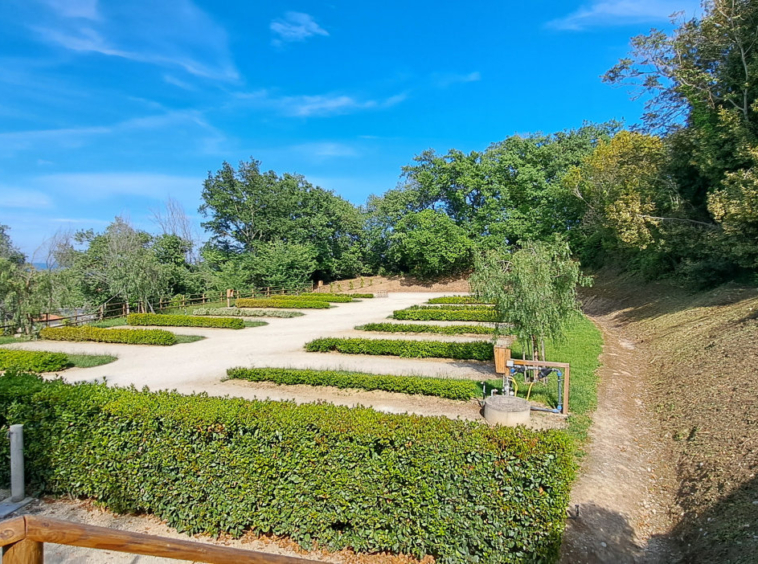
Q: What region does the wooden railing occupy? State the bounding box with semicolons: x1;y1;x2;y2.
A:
0;516;317;563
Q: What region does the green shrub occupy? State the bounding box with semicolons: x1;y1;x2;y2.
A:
428;296;490;304
305;337;494;360
357;322;496;335
271;294;353;303
0;350;70;372
236;298;329;309
409;305;494;311
40;326;176;346
192;308;303;318
227;367;480;400
128;313;244;330
393;308;498;322
0;372;575;562
349;293;374;298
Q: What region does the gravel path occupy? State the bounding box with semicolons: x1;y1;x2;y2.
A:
1;293;500;419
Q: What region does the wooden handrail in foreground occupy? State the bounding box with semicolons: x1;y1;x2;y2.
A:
0;516;318;563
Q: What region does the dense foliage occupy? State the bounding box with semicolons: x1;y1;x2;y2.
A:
236;298;330;309
127;313;244;329
357;322;496;335
305;337;494;360
227;367;480;400
40;326;177;346
0;372;575;563
0;350;70;372
393;307;498;322
191;307;303;318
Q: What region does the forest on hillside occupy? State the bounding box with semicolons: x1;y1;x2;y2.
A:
2;0;758;327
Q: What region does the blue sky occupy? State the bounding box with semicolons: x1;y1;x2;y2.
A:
0;0;701;258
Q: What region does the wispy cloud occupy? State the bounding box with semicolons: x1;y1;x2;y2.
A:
0;188;53;209
41;172;200;200
234;90;407;118
290;142;359;159
433;71;482;88
30;0;238;80
270;12;328;46
547;0;701;31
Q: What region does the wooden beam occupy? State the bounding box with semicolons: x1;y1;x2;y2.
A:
24;516;317;564
0;518;25;548
2;538;42;564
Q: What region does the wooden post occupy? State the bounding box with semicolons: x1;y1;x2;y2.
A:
562;365;570;415
494;346;510;374
2;539;43;563
266;287;270;297
99;305;104;321
226;289;232;308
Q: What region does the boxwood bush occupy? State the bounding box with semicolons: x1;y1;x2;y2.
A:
271;294;353;303
0;372;575;563
357;322;496;335
192;308;303;318
0;350;70;372
236;298;329;309
40;326;176;346
349;293;374;298
393;308;498;322
128;313;244;329
226;367;480;400
427;296;490;304
410;305;495;311
305;337;494;360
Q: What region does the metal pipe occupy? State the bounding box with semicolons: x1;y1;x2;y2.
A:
10;424;24;503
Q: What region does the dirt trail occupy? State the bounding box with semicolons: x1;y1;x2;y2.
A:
560;307;679;563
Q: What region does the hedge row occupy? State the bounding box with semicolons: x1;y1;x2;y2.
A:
427;296;490;304
0;372;575;562
409;305;494;311
271;294;353;303
192;308;303;318
393;308;499;322
227;367;480;400
348;293;374;298
305;337;494;360
0;350;70;372
357;322;495;335
40;326;177;346
236;298;329;309
128;313;244;329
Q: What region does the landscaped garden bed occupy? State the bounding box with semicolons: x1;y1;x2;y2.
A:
127;313;244;329
236;298;330;309
0;350;116;372
192;307;303;318
357;322;496;335
393;306;498;322
305;337;494;360
40;326;178;346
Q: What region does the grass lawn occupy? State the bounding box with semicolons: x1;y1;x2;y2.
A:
90;317;127;328
174;335;205;344
243;320;267;328
66;354;118;368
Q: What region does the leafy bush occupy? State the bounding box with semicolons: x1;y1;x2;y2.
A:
357;322;495;335
409;305;495;311
236;298;329;309
128;313;244;329
393;308;498;322
349;293;374;298
428;296;490;304
271;294;353;303
0;350;70;372
0;372;575;562
227;367;480;400
192;308;303;318
305;337;494;360
40;326;176;346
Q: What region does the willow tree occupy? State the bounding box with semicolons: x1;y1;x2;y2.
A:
470;241;590;361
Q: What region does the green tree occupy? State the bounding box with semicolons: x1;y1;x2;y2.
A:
250;240;317;290
470;241;590;361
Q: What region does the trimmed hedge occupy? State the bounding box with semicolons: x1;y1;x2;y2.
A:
428;296;490;304
349;293;374;298
357;322;495;335
0;372;575;562
227;367;480;400
236;298;329;309
40;326;177;346
0;350;70;372
305;337;494;360
271;294;353;303
410;305;494;311
192;308;303;318
393;308;499;322
128;313;244;329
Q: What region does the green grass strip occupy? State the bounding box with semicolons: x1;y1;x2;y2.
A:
227;367;480;400
357;322;496;335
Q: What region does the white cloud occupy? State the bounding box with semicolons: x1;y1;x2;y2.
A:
270;12;328;46
547;0;702;31
433;71;482;88
0;188;52;209
41;172;200;200
234;90;407;118
30;0;238;80
290;142;359;159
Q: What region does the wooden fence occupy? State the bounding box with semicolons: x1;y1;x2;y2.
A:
0;515;316;563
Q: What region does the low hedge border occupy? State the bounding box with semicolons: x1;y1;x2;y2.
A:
227;367;480;400
40;326;177;346
236;298;329;309
128;313;244;329
192;308;303;318
409;305;495;311
393;308;498;322
0;350;70;372
271;294;353;303
305;337;494;360
0;371;575;562
356;322;496;335
427;296;491;304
